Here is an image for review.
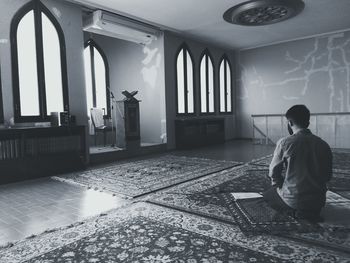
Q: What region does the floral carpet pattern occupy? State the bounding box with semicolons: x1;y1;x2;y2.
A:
24;217;286;263
148;166;286;223
221;194;312;234
148;166;350;254
2;149;350;262
1;203;349;263
250;149;350;174
147;165;254;223
52;155;242;197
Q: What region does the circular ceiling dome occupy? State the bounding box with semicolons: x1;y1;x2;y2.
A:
223;0;305;26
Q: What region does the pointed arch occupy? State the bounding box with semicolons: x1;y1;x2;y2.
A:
84;39;110;117
11;0;69;122
219;55;233;113
199;49;215;114
175;43;195;115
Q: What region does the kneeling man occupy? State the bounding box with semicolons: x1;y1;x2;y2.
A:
264;105;332;222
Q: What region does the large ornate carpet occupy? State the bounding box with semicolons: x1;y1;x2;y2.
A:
148;165;258;223
250;149;350;174
147;165;350;253
1;202;349;263
52;155;242;198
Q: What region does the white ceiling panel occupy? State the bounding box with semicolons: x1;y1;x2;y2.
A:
66;0;350;50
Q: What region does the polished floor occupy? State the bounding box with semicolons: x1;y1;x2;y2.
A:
0;178;127;245
0;139;273;246
173;139;274;162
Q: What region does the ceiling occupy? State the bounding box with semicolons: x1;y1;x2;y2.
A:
66;0;350;50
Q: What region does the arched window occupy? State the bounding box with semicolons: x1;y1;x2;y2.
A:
219;56;232;113
200;50;215;114
83;40;110;117
11;0;69;122
176;44;194;115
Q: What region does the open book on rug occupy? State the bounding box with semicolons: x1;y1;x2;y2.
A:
230;192;263;200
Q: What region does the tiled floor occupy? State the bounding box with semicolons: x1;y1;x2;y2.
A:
0;178;128;245
0;139;273;246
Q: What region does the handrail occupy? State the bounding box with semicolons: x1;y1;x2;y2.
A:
252;112;350;118
251;112;350;147
253;124;275;145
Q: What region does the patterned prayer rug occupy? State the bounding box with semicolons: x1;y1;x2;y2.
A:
148;166;350;253
148;166;350;223
221;194;314;235
283;200;350;254
52;155;242;198
284;226;350;255
1;202;349;262
147;165;259;224
250;149;350;174
221;193;350;254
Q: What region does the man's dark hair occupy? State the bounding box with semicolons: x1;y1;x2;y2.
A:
285;105;310;128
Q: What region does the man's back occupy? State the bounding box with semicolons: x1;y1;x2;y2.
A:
270;129;333;210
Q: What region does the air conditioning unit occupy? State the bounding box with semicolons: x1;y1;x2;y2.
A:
83;10;160;45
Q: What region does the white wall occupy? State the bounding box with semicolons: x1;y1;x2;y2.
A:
85;33;166;144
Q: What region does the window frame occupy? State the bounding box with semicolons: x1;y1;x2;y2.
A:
219;55;233;114
84;39;111;118
175;43;195;116
199;49;215;115
11;0;69;123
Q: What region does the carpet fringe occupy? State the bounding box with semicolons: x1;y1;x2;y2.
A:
51;176;134;199
51;176;93;190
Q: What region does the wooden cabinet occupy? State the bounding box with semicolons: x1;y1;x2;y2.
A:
0;126;86;184
175;118;225;149
116;100;140;149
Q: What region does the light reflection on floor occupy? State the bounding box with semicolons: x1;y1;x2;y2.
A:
78;189;127;218
0;140;275;246
0;179;128;246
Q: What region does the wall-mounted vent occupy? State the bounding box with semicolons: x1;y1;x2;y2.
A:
83;10;160;45
223;0;305;26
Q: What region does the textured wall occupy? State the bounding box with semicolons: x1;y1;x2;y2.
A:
237;30;350;146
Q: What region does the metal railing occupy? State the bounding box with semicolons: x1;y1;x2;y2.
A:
252;112;350;148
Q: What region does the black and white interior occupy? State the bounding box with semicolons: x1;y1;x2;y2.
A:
0;0;350;261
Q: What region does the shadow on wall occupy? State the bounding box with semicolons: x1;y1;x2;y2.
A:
139;36;166;145
141;46;162;89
